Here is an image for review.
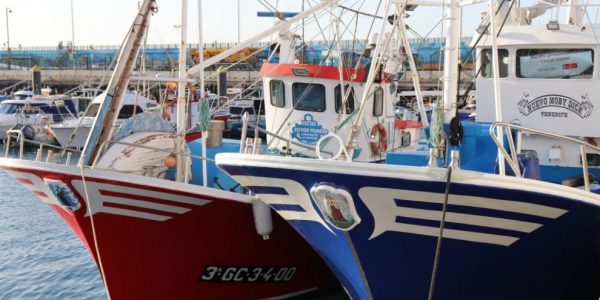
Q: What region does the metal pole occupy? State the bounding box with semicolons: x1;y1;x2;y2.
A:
5;8;11;70
302;0;305;42
175;0;189;182
442;0;462;123
488;0;506;176
71;0;76;69
198;0;208;187
237;0;241;44
197;0;205;97
71;0;75;48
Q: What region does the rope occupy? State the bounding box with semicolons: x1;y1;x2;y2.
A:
78;158;112;300
427;166;453;300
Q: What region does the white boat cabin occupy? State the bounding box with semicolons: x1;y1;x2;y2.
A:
261;63;415;162
476;24;600;167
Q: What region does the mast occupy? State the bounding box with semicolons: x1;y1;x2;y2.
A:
442;0;462;123
175;0;189;182
197;0;205;98
197;0;208;187
81;0;156;166
395;4;429;128
566;0;582;26
487;0;505;175
343;0;394;159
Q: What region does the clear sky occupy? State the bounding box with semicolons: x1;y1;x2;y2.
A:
0;0;569;48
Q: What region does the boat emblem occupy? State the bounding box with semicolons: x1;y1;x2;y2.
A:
310;184;360;231
44;178;81;212
291;114;329;145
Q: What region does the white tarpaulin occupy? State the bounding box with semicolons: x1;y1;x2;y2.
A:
520;50;593;78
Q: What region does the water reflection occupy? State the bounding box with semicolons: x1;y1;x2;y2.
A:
0;144;106;299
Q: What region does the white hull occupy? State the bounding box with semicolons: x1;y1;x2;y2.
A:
50;126;91;148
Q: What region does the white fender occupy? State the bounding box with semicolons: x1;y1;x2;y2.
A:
251;197;273;240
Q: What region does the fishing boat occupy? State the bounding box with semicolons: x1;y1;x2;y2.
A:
216;0;600;299
0;95;78;141
225;97;265;138
49;91;157;148
0;1;344;299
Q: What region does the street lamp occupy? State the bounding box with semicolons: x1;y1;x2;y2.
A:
5;7;12;70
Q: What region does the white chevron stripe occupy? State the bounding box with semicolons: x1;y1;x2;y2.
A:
101;186;209;206
395;206;542;233
363;187;567;218
359;187;568;246
100;206;171;221
233;176;334;234
8;171;56;204
71;180;211;221
391;223;519;246
102;196;191;214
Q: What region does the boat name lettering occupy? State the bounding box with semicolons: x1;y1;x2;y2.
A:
518;93;593;118
199;266;297;283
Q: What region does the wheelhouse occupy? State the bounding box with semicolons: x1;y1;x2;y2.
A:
261;63;410;161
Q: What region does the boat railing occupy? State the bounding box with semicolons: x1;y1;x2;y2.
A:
4;131;81;166
4;129;211;179
239;112;333;156
490;121;600;192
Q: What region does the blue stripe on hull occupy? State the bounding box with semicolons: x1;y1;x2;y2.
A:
221;164;600;300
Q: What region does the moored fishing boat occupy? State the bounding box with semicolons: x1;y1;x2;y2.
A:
216;0;600;299
0;1;347;299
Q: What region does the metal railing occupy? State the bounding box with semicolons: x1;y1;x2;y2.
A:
4;129;212;182
4;132;81;165
490;121;600;192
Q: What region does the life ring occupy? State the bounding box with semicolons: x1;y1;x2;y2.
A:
370;123;388;154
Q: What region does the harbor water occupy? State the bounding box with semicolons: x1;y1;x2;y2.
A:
0;145;106;299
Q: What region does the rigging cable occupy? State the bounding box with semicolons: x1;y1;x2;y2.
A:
427;165;453;300
79;160;112;300
458;0;513;106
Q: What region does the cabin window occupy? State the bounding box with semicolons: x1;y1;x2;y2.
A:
373;87;383;117
118;105;144;119
334;85;355;114
270;80;285;108
0;103;21;114
292;83;326;112
17;103;52;115
31;104;52;114
481;49;509;78
516;49;593;79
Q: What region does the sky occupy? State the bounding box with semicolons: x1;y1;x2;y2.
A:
0;0;575;48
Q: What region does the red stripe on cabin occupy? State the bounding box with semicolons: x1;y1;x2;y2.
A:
259;63;367;82
395;120;423;129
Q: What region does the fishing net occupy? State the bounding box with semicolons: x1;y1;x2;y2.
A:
197;99;211;131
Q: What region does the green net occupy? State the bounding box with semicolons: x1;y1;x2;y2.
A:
197;99;211;131
428;97;444;148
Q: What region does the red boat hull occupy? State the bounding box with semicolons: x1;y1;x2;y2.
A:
1;160;339;299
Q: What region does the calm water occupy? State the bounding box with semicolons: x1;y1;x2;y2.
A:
0;145;107;299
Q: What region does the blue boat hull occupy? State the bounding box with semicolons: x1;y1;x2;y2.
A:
217;157;600;300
